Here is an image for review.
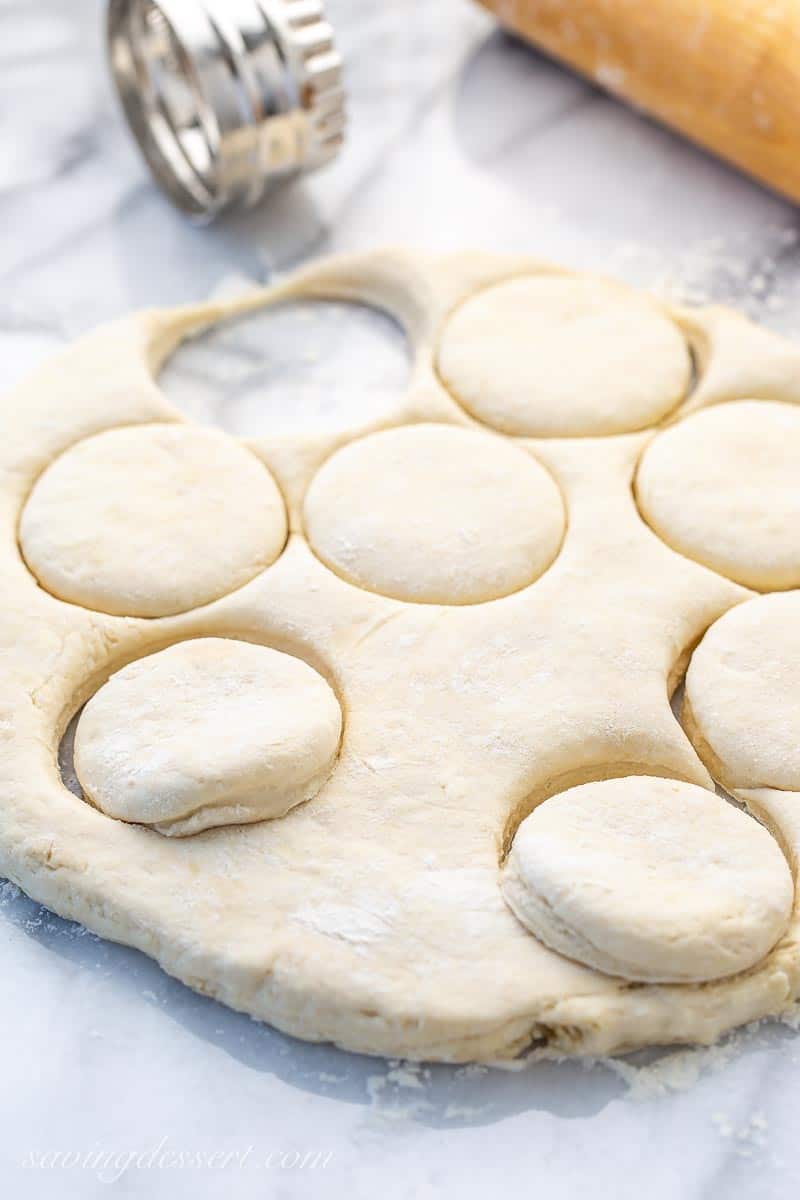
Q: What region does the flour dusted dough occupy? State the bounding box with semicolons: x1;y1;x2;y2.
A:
20;424;287;617
303;424;565;604
2;249;800;1065
74;638;342;836
636;400;800;591
437;275;691;437
502;777;792;983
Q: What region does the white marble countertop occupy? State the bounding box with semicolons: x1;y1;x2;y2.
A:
3;2;800;1197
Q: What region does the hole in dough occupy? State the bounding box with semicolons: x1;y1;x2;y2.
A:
58;709;83;803
72;638;343;837
437;276;690;437
303;423;566;605
19;424;288;618
684;592;800;793
635;399;800;591
501;776;793;984
160;299;410;436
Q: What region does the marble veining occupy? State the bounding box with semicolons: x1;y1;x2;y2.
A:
2;2;800;1197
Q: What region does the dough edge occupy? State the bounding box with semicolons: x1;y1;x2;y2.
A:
4;822;799;1063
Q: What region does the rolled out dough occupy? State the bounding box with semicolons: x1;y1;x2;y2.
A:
1;249;800;1064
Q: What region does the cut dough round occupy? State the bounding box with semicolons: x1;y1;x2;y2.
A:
303;423;565;604
636;400;800;590
437;276;690;437
74;638;342;837
502;777;792;983
20;424;287;617
685;593;800;792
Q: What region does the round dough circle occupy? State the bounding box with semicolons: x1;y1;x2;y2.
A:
437;276;690;437
685;593;800;792
20;424;287;617
74;638;342;837
502;776;792;983
636;400;800;590
303;423;565;604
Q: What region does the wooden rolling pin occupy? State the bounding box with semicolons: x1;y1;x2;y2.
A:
477;0;800;202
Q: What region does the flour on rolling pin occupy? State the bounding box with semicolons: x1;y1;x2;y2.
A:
478;0;800;202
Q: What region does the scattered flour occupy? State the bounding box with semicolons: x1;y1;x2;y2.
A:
712;1110;769;1158
0;877;93;940
366;1066;433;1123
292;901;396;949
602;1003;800;1100
604;1040;741;1100
386;1066;427;1090
455;1063;489;1079
607;224;800;329
0;880;21;904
